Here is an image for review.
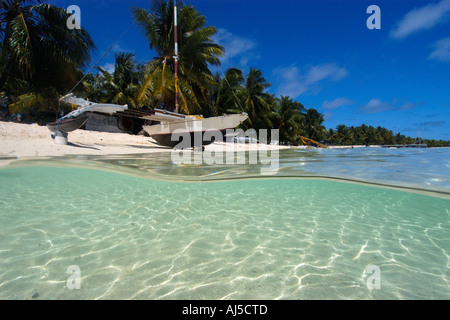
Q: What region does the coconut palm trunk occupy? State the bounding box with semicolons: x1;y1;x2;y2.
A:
131;0;223;114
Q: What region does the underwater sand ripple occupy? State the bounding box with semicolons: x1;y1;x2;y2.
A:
0;165;449;299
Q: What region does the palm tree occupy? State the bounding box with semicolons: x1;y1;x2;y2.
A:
87;52;140;108
0;0;94;94
301;108;326;141
354;124;368;145
335;124;354;145
377;126;394;145
212;67;244;116
326;128;336;145
273;96;305;144
232;68;275;130
132;0;223;114
395;132;407;145
364;126;381;146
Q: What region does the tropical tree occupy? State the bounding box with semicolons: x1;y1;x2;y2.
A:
377;126;395;145
8;86;61;123
0;0;94;94
326;128;336;145
364;126;381;145
212;68;245;116
301;108;327;141
85;52;140;108
353;124;368;145
395;132;407;145
272;96;305;144
132;0;223;114
230;68;275;130
335;124;354;145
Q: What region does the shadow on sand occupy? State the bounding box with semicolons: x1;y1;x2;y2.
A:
67;142;101;151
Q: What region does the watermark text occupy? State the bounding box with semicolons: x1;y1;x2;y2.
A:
67;5;81;30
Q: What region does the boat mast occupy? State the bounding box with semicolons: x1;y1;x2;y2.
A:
174;2;179;113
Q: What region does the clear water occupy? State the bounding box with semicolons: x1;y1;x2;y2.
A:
0;148;449;299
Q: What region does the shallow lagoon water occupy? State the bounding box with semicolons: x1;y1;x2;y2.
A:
0;148;449;299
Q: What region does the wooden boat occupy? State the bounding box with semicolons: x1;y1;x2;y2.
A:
46;116;88;133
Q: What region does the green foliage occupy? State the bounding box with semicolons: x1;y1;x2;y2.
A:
0;1;94;92
132;0;224;113
421;139;450;147
272;96;305;145
301;108;327;141
319;124;450;147
0;0;94;117
219;68;276;132
211;68;245;116
8;87;62;121
83;52;141;108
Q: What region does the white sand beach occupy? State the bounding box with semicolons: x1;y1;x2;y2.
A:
0;121;290;166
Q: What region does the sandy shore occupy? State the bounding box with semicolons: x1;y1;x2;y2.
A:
0;121;290;166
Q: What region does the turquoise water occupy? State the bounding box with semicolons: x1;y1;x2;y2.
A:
0;148;449;299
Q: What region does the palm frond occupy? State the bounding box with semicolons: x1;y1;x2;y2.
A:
132;0;224;113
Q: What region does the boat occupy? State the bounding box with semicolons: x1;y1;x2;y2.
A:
143;109;248;148
46;115;88;133
58;93;129;117
46;94;128;133
142;4;248;148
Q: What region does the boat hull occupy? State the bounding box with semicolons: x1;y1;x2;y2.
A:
150;129;228;148
143;113;248;148
46;116;88;133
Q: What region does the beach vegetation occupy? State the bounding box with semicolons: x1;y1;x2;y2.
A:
272;96;305;145
131;0;224;114
0;0;94;94
0;0;94;120
83;52;142;108
300;108;327;142
211;68;245;117
224;68;276;131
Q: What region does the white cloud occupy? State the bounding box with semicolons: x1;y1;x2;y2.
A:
322;97;354;110
273;66;305;98
429;36;450;62
100;62;115;74
274;63;348;99
306;64;348;83
323;111;333;122
401;102;416;110
213;28;257;68
361;99;395;114
113;43;125;53
390;0;450;39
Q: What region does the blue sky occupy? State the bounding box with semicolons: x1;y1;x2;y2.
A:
50;0;450;140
